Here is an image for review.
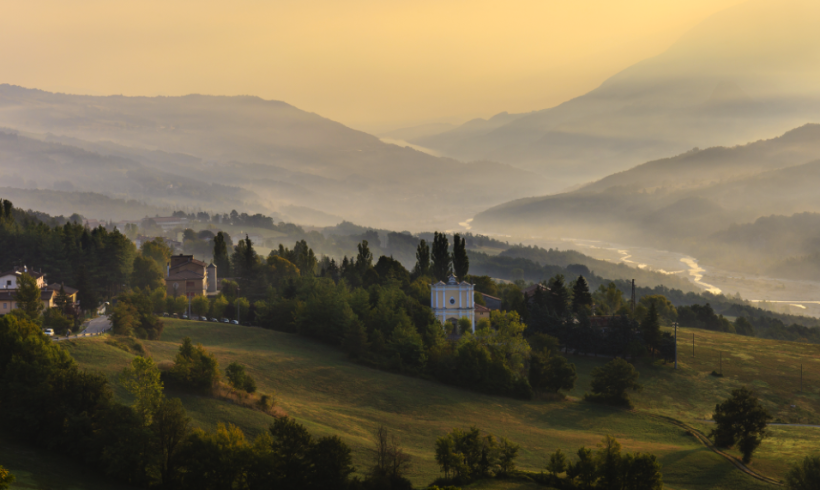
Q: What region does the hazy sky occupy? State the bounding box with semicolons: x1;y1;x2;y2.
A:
2;0;745;132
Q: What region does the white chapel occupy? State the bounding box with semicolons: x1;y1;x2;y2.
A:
430;274;475;331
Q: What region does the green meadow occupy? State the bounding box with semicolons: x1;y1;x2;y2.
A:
29;319;812;489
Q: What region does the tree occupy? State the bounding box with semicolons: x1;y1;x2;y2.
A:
785;455;820;490
111;301;138;336
498;438;519;477
452;234;469;281
166;296;188;316
528;349;577;394
191;295;210;317
356;240;373;272
212;295;229;319
308;435;356;490
640;302;661;356
547;449;566;477
547;275;570;318
622;453;663;490
119;356;164;427
710;386;772;463
152;397;190;486
0;466;14;490
569;447;597;489
75;265;97;312
142;238;173;270
132;254;166;291
571;276;593;315
431;232;451;281
43;307;73;335
586;358;642;407
413;239;431;278
14;272;44;320
370;425;412;484
637;295;677;326
596;435;622;490
213;232;230;277
225;361;257;393
170;337;220;391
234;297;250;321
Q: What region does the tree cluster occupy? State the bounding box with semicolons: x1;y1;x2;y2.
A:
434;426;519;484
710;387;772;463
542;435;663;490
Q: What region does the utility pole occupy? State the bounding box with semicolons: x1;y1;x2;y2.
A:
720;351;722;376
674;322;678;370
631;279;636;315
801;364;803;392
692;333;695;357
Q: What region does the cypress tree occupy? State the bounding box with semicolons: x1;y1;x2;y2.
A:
452;234;469;281
213;232;230;277
431;232;451;281
413;239;430;278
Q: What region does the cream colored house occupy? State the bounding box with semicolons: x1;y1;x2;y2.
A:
430;274;475;331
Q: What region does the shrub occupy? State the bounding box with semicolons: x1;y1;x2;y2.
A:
168;337;220;391
585;358;642;407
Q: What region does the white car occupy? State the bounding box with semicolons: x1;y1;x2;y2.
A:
44;328;55;336
231;320;239;325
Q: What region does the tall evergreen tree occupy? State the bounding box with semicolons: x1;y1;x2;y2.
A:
452;234;469;281
412;239;431;278
212;232;230;277
75;265;98;312
356;240;373;271
431;232;451;281
547;275;570;318
571;276;593;315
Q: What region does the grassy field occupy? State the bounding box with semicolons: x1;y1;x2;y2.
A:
43;320;820;489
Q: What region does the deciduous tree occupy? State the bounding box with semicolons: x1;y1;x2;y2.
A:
710;386;772;463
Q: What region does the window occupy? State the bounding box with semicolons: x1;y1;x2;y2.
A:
186;281;195;287
2;303;6;309
449;297;456;305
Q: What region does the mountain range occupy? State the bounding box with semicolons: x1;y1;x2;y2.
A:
0;85;546;228
411;0;820;193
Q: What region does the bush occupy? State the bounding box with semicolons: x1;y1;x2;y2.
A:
585;358;642;407
786;455;820;490
168;337;220;391
225;361;258;394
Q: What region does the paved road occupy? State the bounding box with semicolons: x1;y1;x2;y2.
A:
84;315;111;334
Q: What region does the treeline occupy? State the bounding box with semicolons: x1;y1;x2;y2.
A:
432;427;662;490
0;198;135;309
0;313;420;489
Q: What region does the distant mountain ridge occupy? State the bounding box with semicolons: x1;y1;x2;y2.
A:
0;84;548;228
412;0;820;192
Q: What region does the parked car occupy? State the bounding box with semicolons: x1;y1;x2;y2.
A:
200;316;209;321
182;314;189;320
231;320;239;325
162;313;169;317
221;318;229;323
210;318;218;322
44;328;55;336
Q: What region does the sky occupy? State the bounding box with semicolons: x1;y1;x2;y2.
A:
1;0;746;132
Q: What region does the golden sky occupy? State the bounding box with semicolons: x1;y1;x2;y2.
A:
1;0;745;131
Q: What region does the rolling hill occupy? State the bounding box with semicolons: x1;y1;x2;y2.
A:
54;319;820;489
0;85;547;229
412;0;820;192
472;124;820;246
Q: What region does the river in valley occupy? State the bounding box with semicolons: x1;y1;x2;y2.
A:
503;234;820;319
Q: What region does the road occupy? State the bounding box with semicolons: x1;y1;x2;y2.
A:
84;315;111;334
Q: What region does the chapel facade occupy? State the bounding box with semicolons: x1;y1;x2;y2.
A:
430;274;475;331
